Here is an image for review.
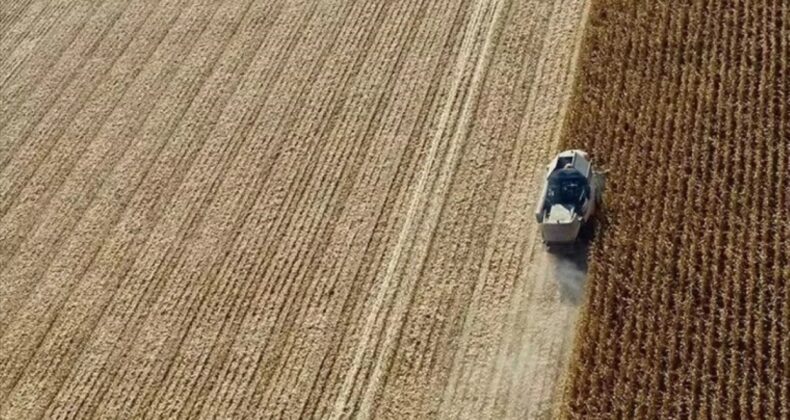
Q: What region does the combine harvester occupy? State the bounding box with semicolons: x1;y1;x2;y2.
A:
535;149;603;252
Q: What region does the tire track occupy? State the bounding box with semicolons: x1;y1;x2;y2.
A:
299;3;472;416
251;0;455;416
434;1;587;418
379;0;554;416
286;1;474;417
329;0;509;417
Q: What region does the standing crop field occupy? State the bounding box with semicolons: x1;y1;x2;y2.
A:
0;0;589;418
561;0;789;418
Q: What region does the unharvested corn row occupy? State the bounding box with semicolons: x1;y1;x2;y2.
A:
560;0;789;418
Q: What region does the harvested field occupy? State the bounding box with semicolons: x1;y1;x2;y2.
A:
0;0;588;418
561;0;789;418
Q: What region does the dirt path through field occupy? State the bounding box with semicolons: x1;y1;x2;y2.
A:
0;0;589;418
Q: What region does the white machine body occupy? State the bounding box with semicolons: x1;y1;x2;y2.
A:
534;150;597;245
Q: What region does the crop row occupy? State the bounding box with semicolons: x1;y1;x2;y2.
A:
561;0;789;418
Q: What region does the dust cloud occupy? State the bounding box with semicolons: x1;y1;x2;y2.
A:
548;248;588;306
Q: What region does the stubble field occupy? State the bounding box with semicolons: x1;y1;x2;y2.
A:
0;0;589;418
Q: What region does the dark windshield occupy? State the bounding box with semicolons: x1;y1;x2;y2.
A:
546;168;589;209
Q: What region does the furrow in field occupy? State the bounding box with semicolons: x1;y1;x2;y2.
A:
729;6;764;418
80;4;324;418
665;2;716;416
0;0;57;75
298;2;472;415
41;2;288;417
249;1;467;417
104;2;362;417
0;0;39;41
433;1;587;418
672;4;721;416
208;3;471;419
777;7;789;419
184;2;397;410
694;1;729;416
0;1;72;91
0;0;94;130
97;22;314;417
68;2;318;416
0;0;154;268
0;0;181;339
0;0;182;398
142;1;374;416
162;1;424;416
0;0;95;134
747;6;777;413
323;1;511;417
167;2;400;418
291;2;475;416
382;0;552;417
0;2;227;418
757;6;782;417
654;10;706;417
0;0;122;166
714;3;750;416
191;1;437;417
0;0;45;54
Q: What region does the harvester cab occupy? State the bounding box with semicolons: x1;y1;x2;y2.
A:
535;150;601;249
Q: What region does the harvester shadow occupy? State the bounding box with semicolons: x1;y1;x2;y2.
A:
548;242;589;306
